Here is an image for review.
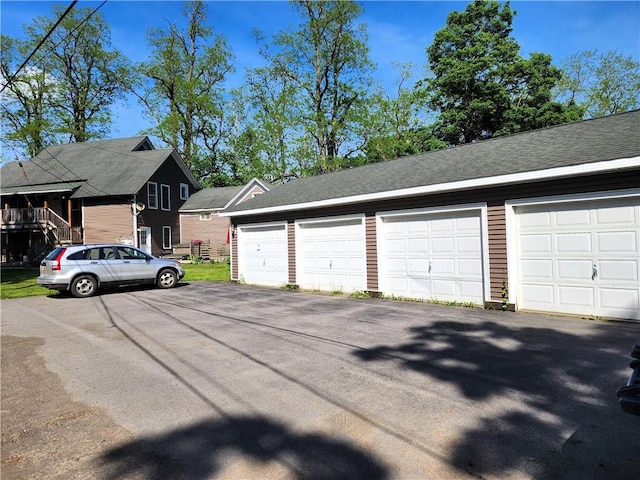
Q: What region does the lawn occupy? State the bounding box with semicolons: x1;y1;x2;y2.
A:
0;262;230;299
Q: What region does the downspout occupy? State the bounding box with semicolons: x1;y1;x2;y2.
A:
132;195;138;248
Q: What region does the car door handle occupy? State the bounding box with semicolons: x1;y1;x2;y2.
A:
90;261;98;264
123;261;130;264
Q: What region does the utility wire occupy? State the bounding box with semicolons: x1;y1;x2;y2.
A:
0;1;78;95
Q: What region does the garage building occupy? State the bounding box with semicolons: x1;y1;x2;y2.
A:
223;111;640;321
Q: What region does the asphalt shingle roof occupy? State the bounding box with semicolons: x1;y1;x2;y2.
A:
224;110;640;214
0;136;199;198
179;186;244;211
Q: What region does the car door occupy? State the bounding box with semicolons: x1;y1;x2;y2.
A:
116;246;156;283
71;246;121;284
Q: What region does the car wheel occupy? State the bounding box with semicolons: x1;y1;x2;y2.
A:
71;275;97;298
157;269;177;289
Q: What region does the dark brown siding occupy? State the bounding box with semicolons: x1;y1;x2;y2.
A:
487;203;507;302
231;226;238;280
228;170;640;303
365;213;378;292
137;155;198;256
288;221;296;284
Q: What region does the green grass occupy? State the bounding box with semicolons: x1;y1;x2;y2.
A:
1;268;52;299
0;262;230;300
182;261;230;282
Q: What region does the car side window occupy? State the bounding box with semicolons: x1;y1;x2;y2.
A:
117;247;146;260
67;249;90;261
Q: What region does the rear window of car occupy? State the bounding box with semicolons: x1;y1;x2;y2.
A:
45;247;66;260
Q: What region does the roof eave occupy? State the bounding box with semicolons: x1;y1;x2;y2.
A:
221;156;640;218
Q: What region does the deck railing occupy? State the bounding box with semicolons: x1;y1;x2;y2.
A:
1;207;82;244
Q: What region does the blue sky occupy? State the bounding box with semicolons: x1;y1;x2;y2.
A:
1;0;639;147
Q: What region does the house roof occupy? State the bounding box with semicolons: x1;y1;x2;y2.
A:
0;136;200;199
223;110;640;217
179;185;245;211
179;178;272;212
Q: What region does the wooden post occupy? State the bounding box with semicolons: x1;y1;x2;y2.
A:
67;198;72;226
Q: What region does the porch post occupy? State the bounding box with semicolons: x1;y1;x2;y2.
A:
67;198;72;226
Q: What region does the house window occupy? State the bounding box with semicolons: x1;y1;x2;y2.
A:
162;226;172;249
200;212;212;221
180;183;189;200
161;184;170;211
147;182;158;209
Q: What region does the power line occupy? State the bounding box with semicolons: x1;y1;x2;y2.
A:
0;1;78;95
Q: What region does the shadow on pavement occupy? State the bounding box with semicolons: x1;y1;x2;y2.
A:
100;415;389;480
353;318;640;479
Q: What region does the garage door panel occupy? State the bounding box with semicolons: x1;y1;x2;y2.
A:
556;208;590;226
521;284;555;305
557;260;592;280
459;258;483;276
298;219;366;292
596;205;636;224
521;234;552;253
558;286;595;307
238;225;288;287
407;258;429;275
599;260;638;282
521;259;553;279
432;279;456;298
431;237;454;253
515;197;640;320
597;231;637;253
600;289;639;311
520;210;551;229
458;236;481;252
408;238;428;254
557;233;591;252
380;209;485;304
460;281;483;298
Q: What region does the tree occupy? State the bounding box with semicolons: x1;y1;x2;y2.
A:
1;36;58;159
1;5;134;157
257;0;374;174
419;0;581;146
555;50;640;118
364;62;445;162
139;0;234;181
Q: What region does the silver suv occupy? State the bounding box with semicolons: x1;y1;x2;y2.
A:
38;244;185;298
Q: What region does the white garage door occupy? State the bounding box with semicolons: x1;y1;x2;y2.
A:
297;218;366;292
380;209;485;304
515;197;640;320
237;224;288;287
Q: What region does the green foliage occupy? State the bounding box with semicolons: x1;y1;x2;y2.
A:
418;0;581;146
555;50;640;118
139;0;234;182
250;0;375;178
1;5;134;157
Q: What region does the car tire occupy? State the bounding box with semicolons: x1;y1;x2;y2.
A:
157;269;177;289
71;275;97;298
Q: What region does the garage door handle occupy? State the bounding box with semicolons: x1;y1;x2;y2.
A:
429;261;432;273
592;264;598;280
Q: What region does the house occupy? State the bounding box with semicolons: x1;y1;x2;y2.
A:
177;178;270;258
0;136;200;263
222;110;640;321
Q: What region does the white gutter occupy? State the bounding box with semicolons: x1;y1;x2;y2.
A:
221;156;640;218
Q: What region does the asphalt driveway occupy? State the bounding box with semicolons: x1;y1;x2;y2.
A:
1;282;639;479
